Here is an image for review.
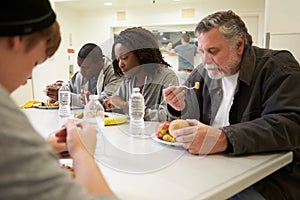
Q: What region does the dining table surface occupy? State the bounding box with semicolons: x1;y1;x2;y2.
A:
22;108;293;200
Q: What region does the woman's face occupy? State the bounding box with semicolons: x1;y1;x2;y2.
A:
114;43;141;77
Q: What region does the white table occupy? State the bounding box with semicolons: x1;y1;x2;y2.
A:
22;108;293;200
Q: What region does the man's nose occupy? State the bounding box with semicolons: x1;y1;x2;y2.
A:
202;53;213;65
118;60;124;68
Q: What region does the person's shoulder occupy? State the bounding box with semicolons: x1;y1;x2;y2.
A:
254;46;299;70
69;71;81;81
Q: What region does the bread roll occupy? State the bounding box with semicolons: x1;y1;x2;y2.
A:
169;119;190;134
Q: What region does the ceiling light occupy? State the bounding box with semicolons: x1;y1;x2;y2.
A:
104;2;112;6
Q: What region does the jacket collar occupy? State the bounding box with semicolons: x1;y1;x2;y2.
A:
238;46;256;86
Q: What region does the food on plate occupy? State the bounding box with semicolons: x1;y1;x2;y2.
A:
74;112;84;119
44;99;59;106
155;120;176;143
61;164;75;178
155;119;190;143
73;112;127;126
162;133;175;143
74;112;109;119
35;100;59;107
168;119;190;135
104;115;127;126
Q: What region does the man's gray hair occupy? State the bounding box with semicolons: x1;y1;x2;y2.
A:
195;10;253;49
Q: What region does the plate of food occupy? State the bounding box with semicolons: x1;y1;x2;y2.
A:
152;119;190;147
33;99;59;109
152;134;184;147
33;103;59;109
73;111;127;126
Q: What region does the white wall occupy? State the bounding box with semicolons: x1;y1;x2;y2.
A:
74;0;265;56
265;0;300;62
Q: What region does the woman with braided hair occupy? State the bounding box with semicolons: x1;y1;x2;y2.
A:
105;27;179;121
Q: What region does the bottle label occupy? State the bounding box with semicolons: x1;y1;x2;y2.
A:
59;91;70;105
129;95;145;120
59;91;71;117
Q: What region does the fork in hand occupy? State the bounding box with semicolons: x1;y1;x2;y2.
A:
178;82;200;90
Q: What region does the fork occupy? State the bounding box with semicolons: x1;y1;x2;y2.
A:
178;82;200;90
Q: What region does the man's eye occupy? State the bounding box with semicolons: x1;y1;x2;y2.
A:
208;49;218;55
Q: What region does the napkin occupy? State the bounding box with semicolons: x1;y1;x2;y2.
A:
20;99;41;108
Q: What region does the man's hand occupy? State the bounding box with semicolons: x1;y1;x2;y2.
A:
80;89;91;105
104;96;126;110
170;119;228;155
44;81;62;102
54;120;97;157
163;84;186;111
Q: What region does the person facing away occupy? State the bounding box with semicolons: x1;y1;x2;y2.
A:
164;33;200;85
45;43;121;107
163;10;300;200
0;0;116;199
105;27;179;122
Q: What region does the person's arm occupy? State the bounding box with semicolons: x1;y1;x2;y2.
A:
99;63;122;100
55;120;114;195
144;69;180;121
164;49;177;56
170;119;228;155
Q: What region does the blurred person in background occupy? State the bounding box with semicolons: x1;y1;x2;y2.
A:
163;33;200;85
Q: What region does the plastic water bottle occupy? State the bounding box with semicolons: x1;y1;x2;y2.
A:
58;83;71;118
129;88;146;137
129;87;145;121
84;94;104;129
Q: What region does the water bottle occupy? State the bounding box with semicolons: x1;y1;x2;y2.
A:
129;87;145;121
58;83;71;118
84;94;105;129
129;88;146;137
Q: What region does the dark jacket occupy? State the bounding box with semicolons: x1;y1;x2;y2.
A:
168;46;300;200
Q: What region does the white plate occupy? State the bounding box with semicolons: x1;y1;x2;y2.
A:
152;135;184;147
33;104;59;109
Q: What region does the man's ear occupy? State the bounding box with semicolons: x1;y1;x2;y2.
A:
236;36;245;56
9;36;22;51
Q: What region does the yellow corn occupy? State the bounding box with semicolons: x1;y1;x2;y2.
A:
194;82;200;89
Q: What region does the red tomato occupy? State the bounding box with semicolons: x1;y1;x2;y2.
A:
161;121;171;130
156;132;164;140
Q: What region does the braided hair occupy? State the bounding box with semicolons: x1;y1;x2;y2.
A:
112;27;172;76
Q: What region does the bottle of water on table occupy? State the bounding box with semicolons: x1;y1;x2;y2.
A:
58;83;71;118
84;94;104;130
129;87;145;137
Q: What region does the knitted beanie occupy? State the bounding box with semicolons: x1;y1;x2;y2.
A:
0;0;56;36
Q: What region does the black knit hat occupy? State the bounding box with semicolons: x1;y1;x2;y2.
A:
0;0;56;36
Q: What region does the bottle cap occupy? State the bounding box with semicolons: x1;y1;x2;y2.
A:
133;87;140;92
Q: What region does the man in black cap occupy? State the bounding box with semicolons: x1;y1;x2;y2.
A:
0;0;116;199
